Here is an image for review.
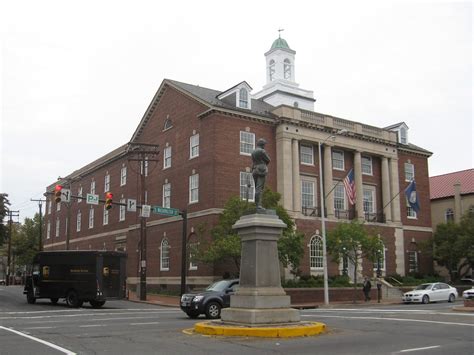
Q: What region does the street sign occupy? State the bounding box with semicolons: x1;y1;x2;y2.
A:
127;199;137;212
61;189;71;203
141;205;151;218
152;206;180;216
86;193;99;205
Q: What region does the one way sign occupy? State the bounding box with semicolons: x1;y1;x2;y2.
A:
127;199;137;212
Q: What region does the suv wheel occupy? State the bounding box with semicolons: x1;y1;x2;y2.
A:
205;301;221;319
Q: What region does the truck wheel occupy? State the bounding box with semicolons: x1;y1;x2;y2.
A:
90;300;106;308
66;290;81;308
26;292;36;304
50;298;59;305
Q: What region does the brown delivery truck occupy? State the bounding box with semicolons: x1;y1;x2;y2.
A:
24;250;126;308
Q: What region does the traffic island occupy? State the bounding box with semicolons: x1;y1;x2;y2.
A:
194;321;326;338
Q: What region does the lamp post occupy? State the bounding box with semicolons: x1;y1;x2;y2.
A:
376;249;382;303
342;246;348;276
318;129;347;306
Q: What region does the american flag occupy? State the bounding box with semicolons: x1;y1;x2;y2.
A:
343;168;356;205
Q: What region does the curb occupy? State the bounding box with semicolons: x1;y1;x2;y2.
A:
194;321;326;338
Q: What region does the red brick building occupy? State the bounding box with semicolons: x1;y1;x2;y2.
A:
43;37;433;292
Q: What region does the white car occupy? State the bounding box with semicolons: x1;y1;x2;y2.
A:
462;287;474;299
402;282;458;304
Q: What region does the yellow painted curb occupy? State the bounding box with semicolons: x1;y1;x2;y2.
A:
194;321;326;338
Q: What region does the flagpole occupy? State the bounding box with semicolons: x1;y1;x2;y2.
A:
381;180;413;211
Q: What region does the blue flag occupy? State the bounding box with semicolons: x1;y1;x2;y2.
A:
404;180;420;213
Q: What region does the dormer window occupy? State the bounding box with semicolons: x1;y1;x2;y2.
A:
239;88;248;109
284;59;292;79
269;60;275;81
400;126;407;144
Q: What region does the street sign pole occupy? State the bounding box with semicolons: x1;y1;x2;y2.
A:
180;210;188;296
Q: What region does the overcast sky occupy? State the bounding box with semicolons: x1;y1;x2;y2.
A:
1;0;472;221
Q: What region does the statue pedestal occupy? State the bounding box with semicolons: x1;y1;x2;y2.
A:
221;212;301;325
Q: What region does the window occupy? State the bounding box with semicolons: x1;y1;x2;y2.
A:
78;186;83;203
400;126;407;144
104;174;110;192
334;183;346;211
269;59;275;81
90;180;96;195
300;144;314;165
405;163;414;181
240;172;255;201
57;202;61;212
189;174;199;203
89;208;94;229
103;206;109;225
48;200;52;214
310;236;323;269
363;186;376;214
163;183;171;208
189;242;198;270
190;133;199;159
301;180;315;208
407;202;417;219
284;58;291;79
408;251;418;273
47;221;51;239
76;211;81;232
445;208;454;222
120;166;127;186
332;150;344;170
140;158;148;177
362;156;373;175
119;198;126;221
164;146;172;169
164;117;173;130
160;238;170;271
239;88;248;109
240;131;255;155
55;218;60;237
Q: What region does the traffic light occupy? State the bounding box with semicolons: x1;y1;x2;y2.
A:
54;185;63;203
105;192;113;210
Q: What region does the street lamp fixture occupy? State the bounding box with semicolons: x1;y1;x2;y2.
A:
318;129;347;306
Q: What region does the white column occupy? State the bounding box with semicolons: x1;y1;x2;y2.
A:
354;151;364;221
277;136;293;212
292;139;301;213
389;158;401;223
381;157;392;223
323;144;334;218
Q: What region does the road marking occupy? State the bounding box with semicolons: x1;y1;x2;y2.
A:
79;324;106;328
0;326;76;355
302;314;474;327
24;326;55;330
0;310;179;320
130;322;160;325
397;345;441;353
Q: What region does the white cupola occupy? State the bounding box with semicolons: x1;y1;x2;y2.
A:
254;34;315;111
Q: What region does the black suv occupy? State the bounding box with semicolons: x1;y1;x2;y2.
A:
180;279;239;319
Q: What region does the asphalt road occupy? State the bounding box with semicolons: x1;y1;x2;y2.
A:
1;286;473;355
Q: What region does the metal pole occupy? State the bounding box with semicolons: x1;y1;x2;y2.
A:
180;210;187;296
139;154;147;301
318;142;329;306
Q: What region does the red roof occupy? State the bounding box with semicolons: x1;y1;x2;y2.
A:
430;169;474;200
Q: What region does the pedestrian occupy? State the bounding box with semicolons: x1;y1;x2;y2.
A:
363;276;372;302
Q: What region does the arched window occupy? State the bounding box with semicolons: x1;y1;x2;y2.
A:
445;208;454;222
269;60;275;81
284;59;292;79
310;235;323;269
160;238;170;271
239;88;248;109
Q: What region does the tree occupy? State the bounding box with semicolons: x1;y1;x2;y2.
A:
196;188;305;276
433;211;474;280
13;214;40;268
0;193;10;246
327;220;383;301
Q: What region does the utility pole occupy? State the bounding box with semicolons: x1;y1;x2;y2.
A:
31;199;46;251
127;142;159;301
6;210;19;286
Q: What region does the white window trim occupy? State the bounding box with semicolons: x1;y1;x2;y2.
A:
120;166;127;186
103;205;109;226
163;183;171;208
189;174;199;204
76;211;81;232
119;198;126;221
189;242;198;271
77;187;83;203
363;185;376;214
190;133;199;159
90;180;96;195
160;239;170;271
47;221;51;239
334;182;347;211
89;208;94;229
405;163;414;182
55;218;60;237
300;144;314;166
104;174;110;192
309;235;323;270
301;178;317;209
164;146;172;169
407;203;418;219
332;149;345;171
240;131;255;156
361;155;373;176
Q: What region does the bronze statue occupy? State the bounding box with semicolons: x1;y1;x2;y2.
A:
251;138;270;211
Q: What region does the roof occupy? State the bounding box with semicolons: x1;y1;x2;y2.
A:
429;169;474;200
271;37;291;50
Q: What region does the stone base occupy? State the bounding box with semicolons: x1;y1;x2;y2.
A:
230;294;291;309
221;307;301;324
